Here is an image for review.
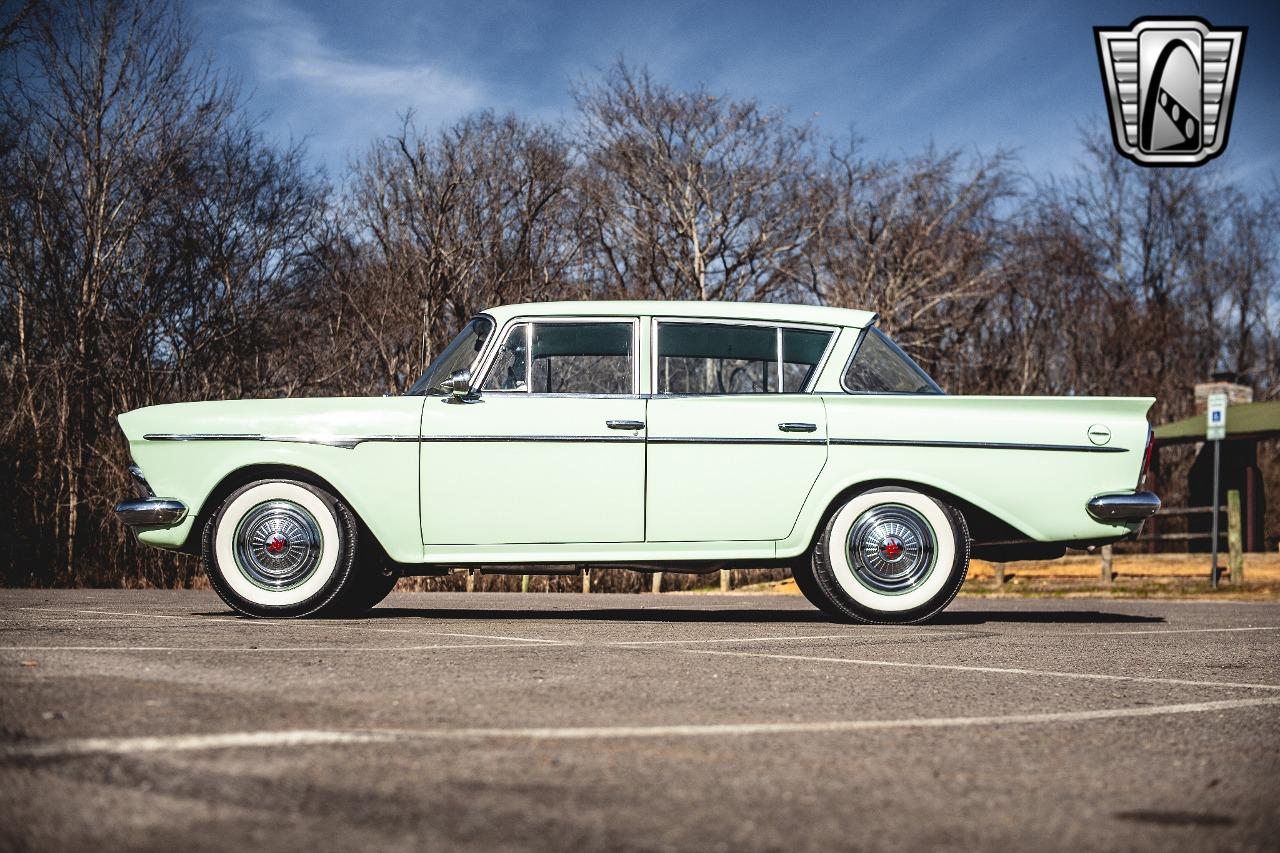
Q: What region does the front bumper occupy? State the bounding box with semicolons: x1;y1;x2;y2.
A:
1086;491;1161;522
115;498;188;527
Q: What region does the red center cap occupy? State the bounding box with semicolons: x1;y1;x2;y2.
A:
881;538;903;559
266;534;288;555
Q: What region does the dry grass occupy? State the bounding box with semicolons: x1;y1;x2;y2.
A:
149;552;1280;600
739;552;1280;601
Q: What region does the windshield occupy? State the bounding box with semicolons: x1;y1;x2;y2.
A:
408;316;494;395
842;328;943;394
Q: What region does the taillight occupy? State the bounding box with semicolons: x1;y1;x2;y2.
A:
1139;429;1153;487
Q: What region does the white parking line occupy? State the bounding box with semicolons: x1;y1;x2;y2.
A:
12;607;945;649
0;634;933;653
1;730;396;757
0;643;555;652
16;608;567;645
687;649;1280;692
609;633;941;646
5;696;1278;758
1085;626;1280;636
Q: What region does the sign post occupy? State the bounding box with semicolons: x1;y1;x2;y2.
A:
1206;392;1228;588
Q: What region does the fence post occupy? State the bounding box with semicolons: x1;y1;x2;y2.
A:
720;569;731;592
1227;489;1243;583
521;574;530;593
651;571;663;594
992;562;1005;587
1100;544;1113;584
581;565;591;594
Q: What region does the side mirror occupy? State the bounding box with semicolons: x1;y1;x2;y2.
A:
440;369;474;403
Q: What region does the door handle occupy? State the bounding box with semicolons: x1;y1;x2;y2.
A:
778;422;818;433
606;419;645;430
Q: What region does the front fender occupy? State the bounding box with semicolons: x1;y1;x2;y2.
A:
118;397;426;563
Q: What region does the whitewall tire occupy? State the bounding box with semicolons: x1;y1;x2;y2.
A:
806;487;970;624
202;479;360;618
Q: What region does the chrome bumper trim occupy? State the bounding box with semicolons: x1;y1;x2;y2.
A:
127;463;155;497
114;498;188;527
1086;491;1161;522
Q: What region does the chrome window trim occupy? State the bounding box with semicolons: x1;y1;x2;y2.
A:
650;316;839;397
412;312;499;397
476;315;642;397
788;324;839;394
840;326;945;396
775;327;784;392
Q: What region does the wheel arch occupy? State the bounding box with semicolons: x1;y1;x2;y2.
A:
797;477;1032;554
181;463;392;567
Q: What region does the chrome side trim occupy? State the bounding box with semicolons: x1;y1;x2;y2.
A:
143;433;413;449
829;438;1129;453
1086;491;1161;521
649;436;826;446
143;433;1122;452
114;498;187;526
419;435;645;443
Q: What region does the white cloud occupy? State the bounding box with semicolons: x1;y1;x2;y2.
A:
208;0;490;169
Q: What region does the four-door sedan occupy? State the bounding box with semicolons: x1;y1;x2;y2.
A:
115;301;1160;622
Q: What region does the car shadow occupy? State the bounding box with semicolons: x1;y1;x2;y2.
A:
193;606;1165;626
345;607;829;624
932;610;1164;625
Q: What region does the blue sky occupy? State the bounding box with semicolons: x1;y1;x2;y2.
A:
195;0;1279;185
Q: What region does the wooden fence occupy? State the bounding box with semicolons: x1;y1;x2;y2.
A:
1104;488;1244;583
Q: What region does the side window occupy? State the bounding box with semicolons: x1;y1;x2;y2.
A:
782;328;833;392
482;321;635;394
482;324;529;391
842;328;943;394
657;323;777;394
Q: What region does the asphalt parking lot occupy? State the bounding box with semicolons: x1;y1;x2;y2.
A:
2;590;1278;852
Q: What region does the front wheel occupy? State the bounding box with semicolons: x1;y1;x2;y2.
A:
806;487;970;624
201;479;363;618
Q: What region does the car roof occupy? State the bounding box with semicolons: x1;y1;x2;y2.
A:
482;300;878;329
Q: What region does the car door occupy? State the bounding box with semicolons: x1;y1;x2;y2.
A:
419;317;646;545
645;319;834;542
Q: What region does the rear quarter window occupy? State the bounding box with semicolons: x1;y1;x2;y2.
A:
842;328;943;395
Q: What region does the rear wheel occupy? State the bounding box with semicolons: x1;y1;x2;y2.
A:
789;558;843;618
201;479;366;618
807;487;969;624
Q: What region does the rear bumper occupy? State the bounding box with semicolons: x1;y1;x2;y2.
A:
1086;491;1161;522
114;498;188;527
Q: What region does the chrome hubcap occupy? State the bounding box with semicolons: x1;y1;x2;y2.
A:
233;500;323;590
846;504;936;594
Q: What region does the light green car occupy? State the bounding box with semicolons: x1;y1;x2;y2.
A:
115;301;1159;622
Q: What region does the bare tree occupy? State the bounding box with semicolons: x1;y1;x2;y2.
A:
0;0;324;585
326;112;579;394
808;144;1017;379
575;62;823;303
2;28;1278;587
